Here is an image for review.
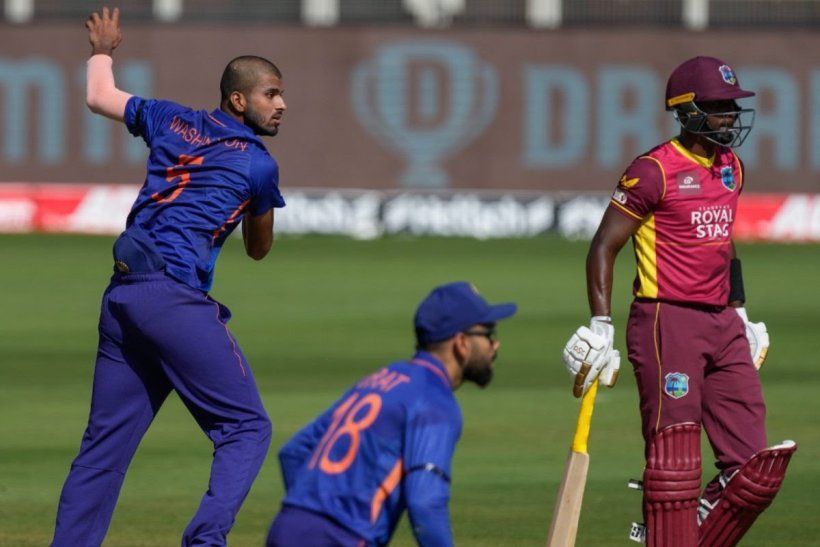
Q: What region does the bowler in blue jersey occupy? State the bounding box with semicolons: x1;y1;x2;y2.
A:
267;282;517;546
52;8;286;546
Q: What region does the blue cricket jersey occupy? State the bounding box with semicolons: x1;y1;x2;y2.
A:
121;96;285;292
279;351;462;546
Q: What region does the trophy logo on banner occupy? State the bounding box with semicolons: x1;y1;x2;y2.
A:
351;40;498;188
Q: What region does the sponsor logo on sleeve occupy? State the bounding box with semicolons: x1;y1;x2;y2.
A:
664;372;689;399
612;189;627;205
619;175;639;189
721;166;736;191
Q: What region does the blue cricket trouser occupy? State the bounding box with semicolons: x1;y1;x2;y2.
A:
52;271;272;546
267;505;367;547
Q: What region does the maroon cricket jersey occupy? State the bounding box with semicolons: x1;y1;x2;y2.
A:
609;138;743;306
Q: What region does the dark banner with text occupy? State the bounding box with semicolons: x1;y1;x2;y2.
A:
1;27;818;191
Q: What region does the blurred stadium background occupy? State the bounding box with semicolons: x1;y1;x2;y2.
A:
1;1;819;545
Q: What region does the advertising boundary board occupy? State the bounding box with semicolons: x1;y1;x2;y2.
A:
1;184;818;242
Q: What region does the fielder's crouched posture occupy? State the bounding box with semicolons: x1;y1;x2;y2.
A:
562;56;796;546
268;282;516;546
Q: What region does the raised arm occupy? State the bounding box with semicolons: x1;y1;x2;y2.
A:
85;7;131;121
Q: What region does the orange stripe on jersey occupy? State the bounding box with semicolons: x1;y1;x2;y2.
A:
610;200;643;221
371;458;403;524
410;359;451;389
208;113;227;127
212;199;251;241
633;214;658;299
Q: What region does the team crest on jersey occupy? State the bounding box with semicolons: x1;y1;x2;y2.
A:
719;65;737;85
664;373;689;399
720;166;736;191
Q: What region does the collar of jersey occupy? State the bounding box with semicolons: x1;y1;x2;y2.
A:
670;138;715;169
210;108;259;139
411;351;452;390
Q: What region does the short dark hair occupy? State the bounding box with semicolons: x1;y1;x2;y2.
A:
219;56;282;102
415;338;450;353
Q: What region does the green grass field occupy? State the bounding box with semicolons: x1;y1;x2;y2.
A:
1;234;819;546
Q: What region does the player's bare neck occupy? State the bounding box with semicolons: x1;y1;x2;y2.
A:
678;132;716;161
427;349;461;389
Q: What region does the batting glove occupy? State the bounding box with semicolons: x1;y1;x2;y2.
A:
590;316;619;389
598;349;621;389
589;316;614;350
562;317;615;397
735;307;769;370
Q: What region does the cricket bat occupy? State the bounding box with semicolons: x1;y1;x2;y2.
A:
546;379;599;547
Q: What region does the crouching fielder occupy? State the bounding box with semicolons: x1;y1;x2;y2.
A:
562;56;796;547
268;282;516;546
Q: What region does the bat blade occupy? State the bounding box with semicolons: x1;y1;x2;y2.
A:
546;449;590;546
546;380;598;547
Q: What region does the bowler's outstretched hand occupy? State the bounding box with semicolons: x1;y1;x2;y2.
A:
86;7;122;56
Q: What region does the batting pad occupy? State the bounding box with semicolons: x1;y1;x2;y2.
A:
643;422;701;547
699;440;797;547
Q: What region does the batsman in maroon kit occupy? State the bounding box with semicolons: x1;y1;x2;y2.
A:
562;56;797;546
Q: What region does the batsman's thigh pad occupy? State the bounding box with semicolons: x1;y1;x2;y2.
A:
699;440;797;547
643;423;701;547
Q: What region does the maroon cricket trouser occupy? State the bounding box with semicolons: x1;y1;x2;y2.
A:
626;299;767;474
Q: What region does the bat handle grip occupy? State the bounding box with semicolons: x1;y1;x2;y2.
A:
571;380;598;454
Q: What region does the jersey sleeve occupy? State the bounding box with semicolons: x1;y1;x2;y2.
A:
124;96;187;146
405;471;454;547
403;398;461;487
248;153;286;216
609;156;665;220
402;398;459;547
